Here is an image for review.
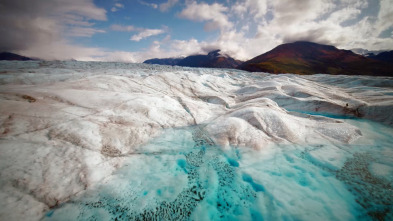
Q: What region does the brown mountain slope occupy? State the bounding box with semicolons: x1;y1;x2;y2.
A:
239;41;393;76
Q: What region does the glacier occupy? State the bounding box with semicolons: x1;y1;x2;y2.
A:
0;61;392;220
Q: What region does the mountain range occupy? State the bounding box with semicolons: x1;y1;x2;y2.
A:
366;51;393;63
2;42;393;76
144;50;242;69
144;42;392;76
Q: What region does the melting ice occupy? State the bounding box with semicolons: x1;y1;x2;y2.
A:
43;121;393;221
0;61;392;220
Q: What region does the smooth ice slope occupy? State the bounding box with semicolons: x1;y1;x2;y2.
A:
0;61;392;220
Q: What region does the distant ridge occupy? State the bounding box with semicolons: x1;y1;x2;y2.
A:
0;52;33;61
351;48;384;56
367;51;393;64
143;50;242;69
238;41;393;76
143;57;184;66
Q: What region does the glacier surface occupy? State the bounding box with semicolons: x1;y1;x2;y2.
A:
0;61;392;220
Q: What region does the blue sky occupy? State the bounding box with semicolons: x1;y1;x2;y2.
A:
1;0;392;62
86;0;210;50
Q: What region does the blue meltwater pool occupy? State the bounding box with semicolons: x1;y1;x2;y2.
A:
43;119;393;221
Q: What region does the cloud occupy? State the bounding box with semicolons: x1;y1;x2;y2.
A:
115;3;124;8
107;0;392;63
15;39;139;62
179;1;233;31
110;24;136;32
94;51;139;63
262;0;393;51
271;0;334;26
0;0;166;62
111;3;124;12
111;24;167;42
159;0;179;12
0;0;106;57
68;27;106;37
376;0;393;34
139;0;178;13
138;0;158;9
207;0;393;60
2;0;393;63
130;28;166;41
232;0;268;20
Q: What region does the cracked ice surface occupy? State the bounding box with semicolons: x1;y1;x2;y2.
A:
0;61;392;220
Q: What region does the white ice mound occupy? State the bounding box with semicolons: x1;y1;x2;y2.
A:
206;98;362;150
235;74;393;126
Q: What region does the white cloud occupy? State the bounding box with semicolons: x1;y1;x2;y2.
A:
115;3;124;8
0;0;107;55
56;0;107;21
16;39;140;62
104;0;392;63
271;0;334;26
179;1;233;31
110;24;136;32
111;3;124;12
260;0;393;51
159;0;179;12
61;14;96;26
199;0;393;60
3;0;393;63
95;51;138;63
138;0;158;9
232;0;269;20
376;0;393;34
130;29;166;41
328;7;362;25
16;40;105;61
68;27;106;37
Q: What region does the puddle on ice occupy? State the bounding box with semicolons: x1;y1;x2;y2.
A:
43;119;393;221
287;109;359;120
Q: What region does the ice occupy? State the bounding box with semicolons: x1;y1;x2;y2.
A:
369;163;393;180
206;98;362;150
0;61;393;220
42;125;392;220
306;145;349;170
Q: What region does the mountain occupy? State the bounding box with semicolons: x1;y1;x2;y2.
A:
239;41;393;76
177;50;242;68
353;48;393;64
351;48;384;56
143;50;242;69
0;52;33;61
367;51;393;63
143;57;183;66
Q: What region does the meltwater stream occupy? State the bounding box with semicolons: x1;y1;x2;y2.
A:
43;119;393;221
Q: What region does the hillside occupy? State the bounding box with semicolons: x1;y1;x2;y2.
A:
239;41;393;76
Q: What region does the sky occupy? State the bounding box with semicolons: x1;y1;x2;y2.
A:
0;0;392;62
